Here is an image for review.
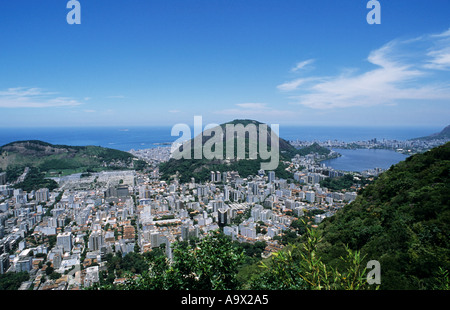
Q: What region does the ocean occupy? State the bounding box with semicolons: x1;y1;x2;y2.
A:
0;125;441;152
0;126;174;152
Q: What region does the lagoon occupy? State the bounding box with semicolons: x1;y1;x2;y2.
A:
322;148;409;172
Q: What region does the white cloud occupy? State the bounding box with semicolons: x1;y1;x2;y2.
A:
279;29;450;109
426;49;450;70
291;59;315;72
424;28;450;70
0;87;83;108
431;28;450;38
168;109;181;113
277;77;324;92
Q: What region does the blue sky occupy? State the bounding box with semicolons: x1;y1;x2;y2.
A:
0;0;449;128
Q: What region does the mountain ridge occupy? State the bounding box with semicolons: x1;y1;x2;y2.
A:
411;124;450;141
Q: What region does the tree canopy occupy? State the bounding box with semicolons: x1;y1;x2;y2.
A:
318;142;450;289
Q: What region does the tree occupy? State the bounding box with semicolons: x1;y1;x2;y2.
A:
45;265;54;276
0;272;29;290
250;224;373;290
49;272;61;280
95;231;245;290
165;231;245;290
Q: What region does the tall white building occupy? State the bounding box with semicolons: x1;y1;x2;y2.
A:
35;188;50;203
89;230;104;251
240;226;256;239
216;171;221;183
268;171;275;183
223;186;230;201
84;266;99;287
57;232;72;253
305;191;315;203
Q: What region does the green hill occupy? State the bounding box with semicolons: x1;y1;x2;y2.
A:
160;119;311;183
317;141;450;289
173;119;300;160
296;142;331;156
0;140;147;180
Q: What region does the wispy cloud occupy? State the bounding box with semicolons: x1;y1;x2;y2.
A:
277;77;324;92
0;87;83;108
291;59;315;72
168;109;181;113
425;28;450;70
278;29;450;109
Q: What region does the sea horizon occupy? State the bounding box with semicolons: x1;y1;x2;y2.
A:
0;125;443;152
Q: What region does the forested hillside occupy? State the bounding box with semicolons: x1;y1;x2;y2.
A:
318;142;450;289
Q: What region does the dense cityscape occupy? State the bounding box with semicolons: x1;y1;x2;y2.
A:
2;129;447;291
0;141;370;290
289;136;450;155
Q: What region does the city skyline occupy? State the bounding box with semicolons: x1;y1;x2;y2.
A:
0;0;449;128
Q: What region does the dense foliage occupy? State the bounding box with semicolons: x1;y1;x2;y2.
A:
319;174;356;191
98;251;155;285
318;142;450;289
319;174;375;192
0;272;29;290
95;232;245;290
160;157;292;183
249;226;372;290
14;167;58;192
93;228;379;291
296;142;331;156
